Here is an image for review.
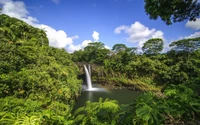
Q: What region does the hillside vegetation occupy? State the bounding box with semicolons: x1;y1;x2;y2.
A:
0;14;81;124
0;14;200;124
72;38;200;124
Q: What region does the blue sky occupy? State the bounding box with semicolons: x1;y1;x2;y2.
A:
0;0;199;52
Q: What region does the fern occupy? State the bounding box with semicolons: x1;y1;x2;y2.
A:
14;115;40;125
73;98;120;125
0;112;16;125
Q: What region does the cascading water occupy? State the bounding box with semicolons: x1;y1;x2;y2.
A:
84;65;92;89
88;65;91;77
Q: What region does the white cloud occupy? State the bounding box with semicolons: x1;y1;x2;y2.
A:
67;44;81;53
81;40;92;47
2;1;29;20
165;31;200;53
0;0;79;50
67;40;92;53
0;0;11;4
104;45;110;50
67;31;111;53
114;25;128;34
39;24;78;48
186;31;200;38
114;21;164;48
1;0;38;26
92;31;99;41
0;0;110;53
185;18;200;30
71;35;79;39
52;0;60;4
178;31;200;40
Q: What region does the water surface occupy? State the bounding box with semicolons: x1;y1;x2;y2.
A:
73;84;142;110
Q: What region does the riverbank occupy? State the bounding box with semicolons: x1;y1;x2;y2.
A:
92;76;162;93
76;63;162;93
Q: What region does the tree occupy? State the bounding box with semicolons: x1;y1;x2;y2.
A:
169;37;200;52
83;42;110;64
144;0;200;25
112;44;127;53
84;42;105;51
142;38;164;55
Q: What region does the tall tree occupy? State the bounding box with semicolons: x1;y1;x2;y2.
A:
144;0;200;25
142;38;164;55
170;37;200;52
83;42;110;64
84;42;105;50
112;44;128;53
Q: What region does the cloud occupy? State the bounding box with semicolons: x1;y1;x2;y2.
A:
1;0;38;25
0;0;109;53
164;31;200;53
186;31;200;38
104;45;110;50
66;31;102;53
185;18;200;30
52;0;60;4
67;31;110;53
178;31;200;40
0;0;79;50
114;21;164;48
0;0;11;4
39;24;78;48
92;31;99;41
67;40;92;53
114;25;128;34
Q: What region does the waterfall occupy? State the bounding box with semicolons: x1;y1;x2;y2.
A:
84;65;92;89
88;64;91;77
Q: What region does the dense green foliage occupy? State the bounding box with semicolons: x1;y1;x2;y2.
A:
142;38;163;55
144;0;200;25
72;42;110;64
1;14;200;124
0;14;48;46
0;14;81;124
72;37;200;124
73;37;200;91
170;37;200;52
73;85;200;125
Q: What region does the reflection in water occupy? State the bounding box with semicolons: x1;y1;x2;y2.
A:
73;84;141;111
87;91;92;100
83;85;109;102
82;84;108;92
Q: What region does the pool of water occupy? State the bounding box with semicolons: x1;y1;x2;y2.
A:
73;84;142;111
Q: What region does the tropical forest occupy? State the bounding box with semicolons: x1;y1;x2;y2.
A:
0;0;200;125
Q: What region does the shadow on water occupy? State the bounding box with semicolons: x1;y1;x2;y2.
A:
73;65;142;111
73;84;142;111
